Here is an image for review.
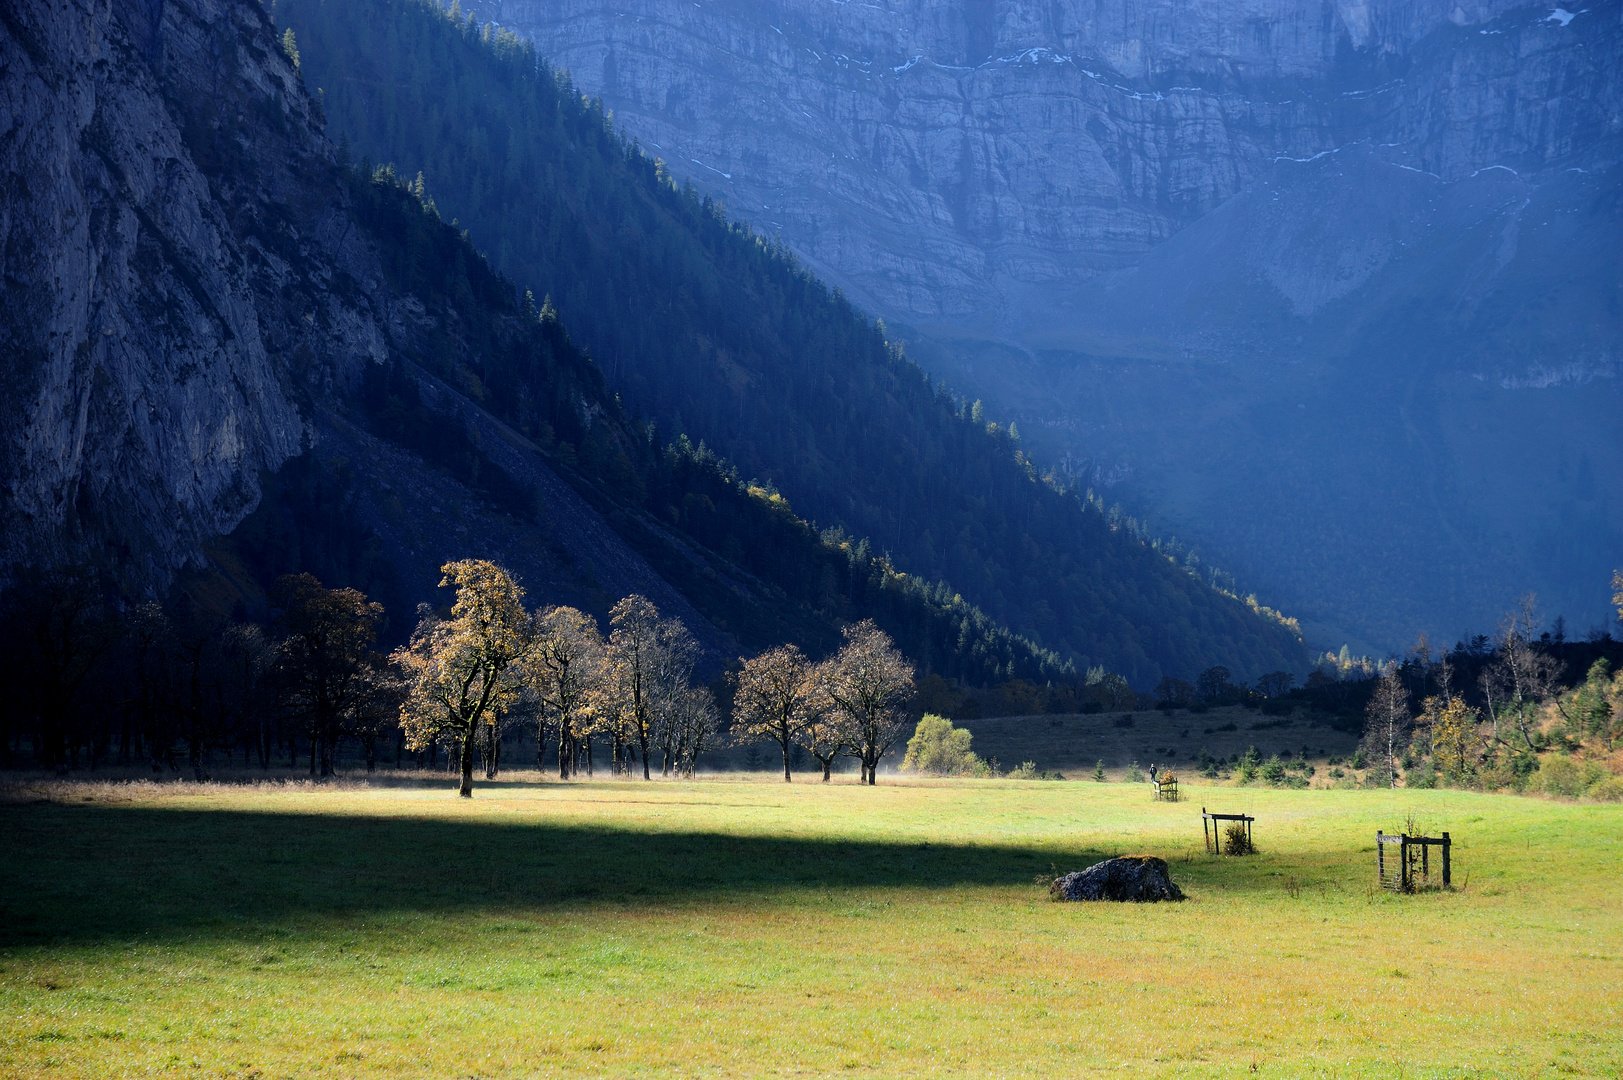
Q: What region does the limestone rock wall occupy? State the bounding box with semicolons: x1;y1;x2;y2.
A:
470;0;1621;318
0;0;387;591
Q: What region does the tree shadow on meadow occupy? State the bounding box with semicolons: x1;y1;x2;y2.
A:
0;799;1132;946
0;793;1367;947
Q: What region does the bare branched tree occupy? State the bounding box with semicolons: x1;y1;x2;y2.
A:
822;621;914;785
793;671;845;782
733;645;813;782
528;606;603;779
1361;668;1410;789
1480;594;1560;749
603;595;661;780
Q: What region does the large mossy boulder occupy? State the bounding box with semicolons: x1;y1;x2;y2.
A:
1050;856;1184;902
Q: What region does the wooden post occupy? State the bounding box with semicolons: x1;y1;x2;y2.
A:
1401;835;1410;892
1378;831;1385;884
1422;839;1429;883
1442;832;1451;888
1203;808;1210;854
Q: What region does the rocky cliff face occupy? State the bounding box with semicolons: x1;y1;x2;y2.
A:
0;0;724;649
0;0;377;588
468;0;1620;319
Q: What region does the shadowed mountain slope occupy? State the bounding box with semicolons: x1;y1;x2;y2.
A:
278;0;1309;684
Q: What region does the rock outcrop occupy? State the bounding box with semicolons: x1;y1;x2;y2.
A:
1051;856;1185;902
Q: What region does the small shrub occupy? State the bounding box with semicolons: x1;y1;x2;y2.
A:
1261;755;1286;784
1408;760;1437;789
1237;746;1260;784
1092;760;1107;782
1124;760;1144;783
1351;748;1368;770
901;714;980;776
1589;776;1623;802
1008;761;1040;780
1113;716;1135;729
1537;756;1588;797
1040;770;1067;781
1223;822;1253;855
1329;766;1345;779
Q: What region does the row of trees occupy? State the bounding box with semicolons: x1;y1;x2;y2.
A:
396;561;721;795
731;626;915;785
0;567;398;778
1359;591;1623;791
394;560;916;795
0;558;919;794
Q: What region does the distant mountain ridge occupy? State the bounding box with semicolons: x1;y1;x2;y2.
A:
464;0;1618;321
278;0;1310;684
467;0;1623;650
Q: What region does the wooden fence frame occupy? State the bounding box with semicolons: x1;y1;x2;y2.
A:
1202;807;1254;854
1377;831;1451;892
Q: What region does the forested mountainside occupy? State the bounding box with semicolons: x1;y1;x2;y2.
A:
275;0;1307;685
469;0;1623;652
0;0;1074;688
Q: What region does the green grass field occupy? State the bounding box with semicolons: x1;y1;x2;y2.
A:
2;776;1619;1078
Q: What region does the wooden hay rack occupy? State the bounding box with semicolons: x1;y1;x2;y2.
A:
1202;807;1254;855
1153;774;1180;802
1377;831;1451;892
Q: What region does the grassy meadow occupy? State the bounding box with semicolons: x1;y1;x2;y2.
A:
1;775;1619;1078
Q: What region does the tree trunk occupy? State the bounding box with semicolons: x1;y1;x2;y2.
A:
459;726;476;797
821;757;832;782
781;735;792;782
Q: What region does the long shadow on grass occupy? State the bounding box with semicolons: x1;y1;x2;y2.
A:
0;802;1138;945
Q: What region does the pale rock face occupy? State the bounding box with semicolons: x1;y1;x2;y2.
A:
466;0;1616;320
1;0;736;651
0;0;382;592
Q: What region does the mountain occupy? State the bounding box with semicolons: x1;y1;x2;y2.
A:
0;0;1087;688
0;0;708;644
468;0;1623;650
276;0;1309;685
